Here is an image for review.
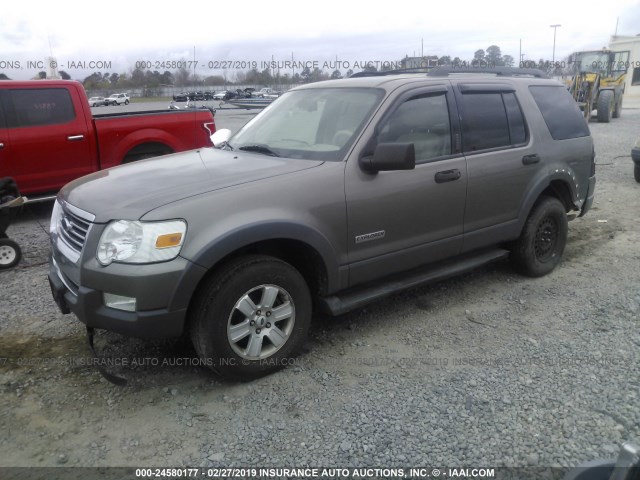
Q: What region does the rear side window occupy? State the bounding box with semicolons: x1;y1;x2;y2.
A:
4;88;76;128
503;93;526;145
529;85;590;140
459;92;527;152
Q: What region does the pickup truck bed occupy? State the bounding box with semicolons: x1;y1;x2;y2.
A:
0;80;215;196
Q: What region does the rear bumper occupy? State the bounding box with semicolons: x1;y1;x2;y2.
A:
580;175;596;217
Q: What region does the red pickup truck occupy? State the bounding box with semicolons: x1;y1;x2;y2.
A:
0;80;215;196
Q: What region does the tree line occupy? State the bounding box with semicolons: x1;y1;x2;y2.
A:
2;45;565;87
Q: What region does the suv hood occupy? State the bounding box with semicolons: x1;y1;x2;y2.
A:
62;148;323;223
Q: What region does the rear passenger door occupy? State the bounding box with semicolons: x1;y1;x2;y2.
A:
0;87;95;195
454;84;541;251
345;85;467;286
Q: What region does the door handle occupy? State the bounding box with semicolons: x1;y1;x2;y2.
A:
435;169;462;183
67;135;85;141
522;154;540;165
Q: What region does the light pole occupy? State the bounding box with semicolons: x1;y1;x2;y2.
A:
550;24;561;65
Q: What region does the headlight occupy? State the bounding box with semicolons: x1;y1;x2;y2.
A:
97;220;186;266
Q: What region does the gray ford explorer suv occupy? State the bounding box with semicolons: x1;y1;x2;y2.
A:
49;67;596;380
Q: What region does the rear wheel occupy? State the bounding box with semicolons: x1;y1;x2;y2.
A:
190;255;311;380
634;164;640;183
511;196;568;277
0;238;21;269
597;90;614;123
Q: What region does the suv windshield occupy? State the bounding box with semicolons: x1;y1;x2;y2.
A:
230;87;384;161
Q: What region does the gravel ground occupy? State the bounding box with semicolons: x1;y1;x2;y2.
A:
0;107;639;479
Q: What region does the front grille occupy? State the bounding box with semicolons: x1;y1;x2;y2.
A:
59;207;91;254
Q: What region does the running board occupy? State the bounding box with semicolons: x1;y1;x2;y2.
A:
319;248;510;316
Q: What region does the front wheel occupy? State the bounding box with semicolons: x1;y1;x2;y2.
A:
511;196;568;277
597;90;614;123
189;255;311;380
612;94;622;118
125;100;129;105
635;164;640;183
0;238;22;269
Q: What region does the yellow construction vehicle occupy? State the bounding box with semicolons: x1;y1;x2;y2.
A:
567;49;629;122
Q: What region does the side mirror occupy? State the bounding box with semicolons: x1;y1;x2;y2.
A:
211;128;232;147
359;143;416;173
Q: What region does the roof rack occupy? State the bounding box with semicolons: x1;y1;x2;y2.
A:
427;66;550;79
349;66;551;79
349;68;431;78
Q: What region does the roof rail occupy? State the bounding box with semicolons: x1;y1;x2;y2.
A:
427;66;550;79
349;68;431;78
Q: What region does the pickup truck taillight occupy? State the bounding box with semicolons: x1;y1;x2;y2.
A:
203;121;215;145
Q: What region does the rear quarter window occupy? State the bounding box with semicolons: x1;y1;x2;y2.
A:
529;85;590;140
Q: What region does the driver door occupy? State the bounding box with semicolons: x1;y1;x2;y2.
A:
345;85;467;287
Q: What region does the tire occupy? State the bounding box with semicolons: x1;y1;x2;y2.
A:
125;100;129;105
597;90;614;123
635;164;640;183
511;196;568;277
189;255;311;380
0;238;22;269
612;94;622;118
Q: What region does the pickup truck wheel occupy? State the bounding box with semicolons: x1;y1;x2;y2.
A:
511;196;567;277
190;255;311;380
0;238;22;269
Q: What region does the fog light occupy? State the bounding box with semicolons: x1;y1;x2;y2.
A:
104;293;137;312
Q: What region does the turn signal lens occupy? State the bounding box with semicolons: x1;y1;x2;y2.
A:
155;233;183;249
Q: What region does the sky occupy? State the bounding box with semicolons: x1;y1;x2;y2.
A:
1;0;639;81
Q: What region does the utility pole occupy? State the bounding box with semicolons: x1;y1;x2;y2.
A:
550;24;561;64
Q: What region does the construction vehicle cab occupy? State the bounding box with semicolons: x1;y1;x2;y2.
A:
567;49;629;122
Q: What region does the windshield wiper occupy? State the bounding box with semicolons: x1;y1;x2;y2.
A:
238;144;280;157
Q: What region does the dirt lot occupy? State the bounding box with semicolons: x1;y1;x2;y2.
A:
1;108;639;477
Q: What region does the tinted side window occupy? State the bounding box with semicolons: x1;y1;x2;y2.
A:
5;88;76;128
529;85;590;140
503;93;526;145
0;95;6;129
460;93;510;152
378;93;451;161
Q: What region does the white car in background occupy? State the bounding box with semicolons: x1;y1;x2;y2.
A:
88;96;108;107
106;93;130;105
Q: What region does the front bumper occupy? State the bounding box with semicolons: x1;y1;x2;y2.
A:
49;250;207;339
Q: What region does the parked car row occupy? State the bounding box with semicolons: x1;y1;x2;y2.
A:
88;93;130;107
173;91;216;101
172;88;282;102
